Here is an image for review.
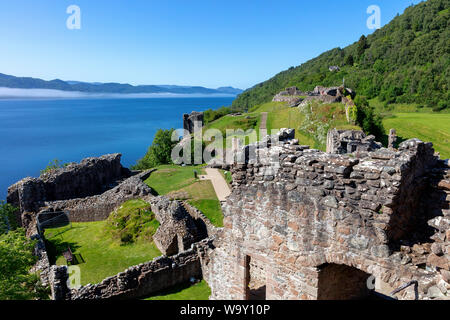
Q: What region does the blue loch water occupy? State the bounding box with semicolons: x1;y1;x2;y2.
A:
0;96;234;200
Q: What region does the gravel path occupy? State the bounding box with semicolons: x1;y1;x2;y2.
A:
199;168;231;202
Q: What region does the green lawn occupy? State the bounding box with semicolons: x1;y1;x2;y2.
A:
188;199;223;227
144;165;206;195
144;280;211;300
145;165;224;227
382;113;450;159
44;221;161;286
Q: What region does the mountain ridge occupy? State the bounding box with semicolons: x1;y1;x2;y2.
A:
0;73;243;96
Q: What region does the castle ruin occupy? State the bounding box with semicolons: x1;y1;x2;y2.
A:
201;131;450;300
7;129;450;300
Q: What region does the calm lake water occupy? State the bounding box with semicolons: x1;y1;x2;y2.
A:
0;96;234;200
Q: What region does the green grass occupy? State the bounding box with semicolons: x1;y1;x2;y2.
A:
188;199;223;227
246;100;361;150
204;112;262;150
145;165;224;227
179;180;218;200
144;280;211;300
44;221;161;286
144;165;206;195
369;97;435;114
204;113;260;134
219;169;232;185
382;113;450;159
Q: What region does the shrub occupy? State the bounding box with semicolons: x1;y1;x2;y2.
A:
132;129;178;170
355;96;385;140
0;229;49;300
0;201;18;235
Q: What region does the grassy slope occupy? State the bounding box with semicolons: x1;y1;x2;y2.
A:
204;112;262;149
45;221;161;285
144;280;211;300
383;113;450;159
144;165;224;227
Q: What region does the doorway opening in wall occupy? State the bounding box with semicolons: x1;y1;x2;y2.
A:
245;255;266;300
317;263;373;300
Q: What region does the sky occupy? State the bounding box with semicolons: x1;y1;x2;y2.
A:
0;0;423;89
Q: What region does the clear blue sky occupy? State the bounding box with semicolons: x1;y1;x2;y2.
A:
0;0;423;89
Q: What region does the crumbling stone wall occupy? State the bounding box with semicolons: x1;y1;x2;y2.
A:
149;196;204;256
183;111;204;135
203;133;448;300
181;201;222;238
50;239;213;300
7;154;129;214
273;86;306;105
326;129;382;154
42;170;154;222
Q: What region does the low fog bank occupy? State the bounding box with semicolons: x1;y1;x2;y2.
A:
0;87;236;99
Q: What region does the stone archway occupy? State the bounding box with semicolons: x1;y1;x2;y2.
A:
317;263;372;300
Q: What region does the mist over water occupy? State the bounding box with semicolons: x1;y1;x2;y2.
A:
0;96;234;200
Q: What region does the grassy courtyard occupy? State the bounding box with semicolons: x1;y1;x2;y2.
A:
144;280;211;300
44;219;161;286
145;165;224;227
144;165;207;195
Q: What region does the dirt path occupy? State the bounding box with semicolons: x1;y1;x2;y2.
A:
260;112;268;136
199;168;231;202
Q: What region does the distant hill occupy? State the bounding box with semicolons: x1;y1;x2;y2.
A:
233;0;449;111
0;73;243;96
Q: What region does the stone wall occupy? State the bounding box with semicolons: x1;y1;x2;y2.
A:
181;201;223;238
326;129;382;154
149;196;204;255
50;239;214;300
43;170;154;223
7;154;130;214
203;133;448;300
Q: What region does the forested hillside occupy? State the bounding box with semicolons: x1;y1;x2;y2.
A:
233;0;449;111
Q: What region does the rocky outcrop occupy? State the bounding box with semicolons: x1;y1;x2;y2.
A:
204;130;449;300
